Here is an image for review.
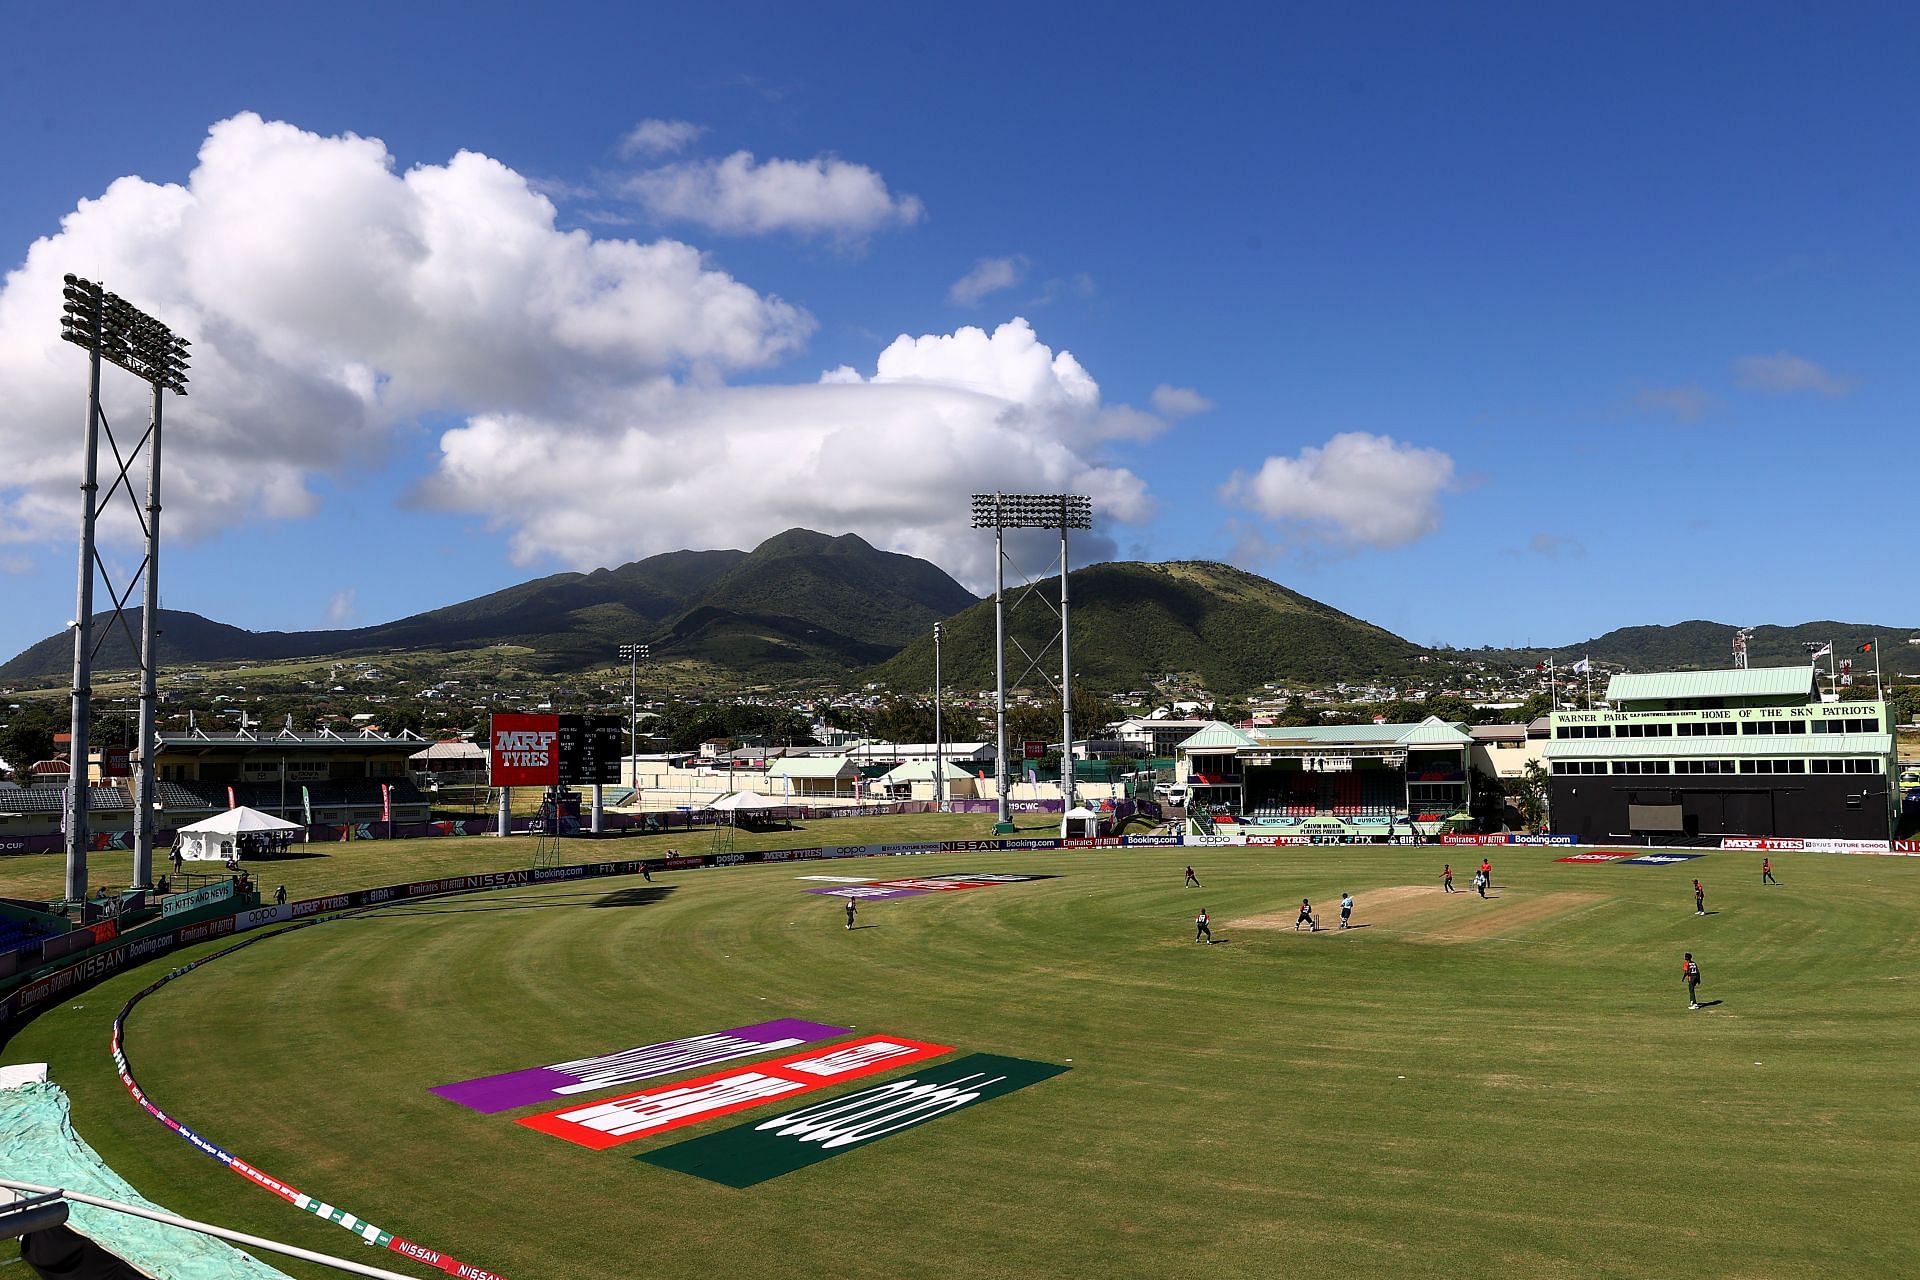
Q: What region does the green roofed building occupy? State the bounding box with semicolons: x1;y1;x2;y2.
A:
763;754;858;799
1544;665;1896;847
1175;717;1472;840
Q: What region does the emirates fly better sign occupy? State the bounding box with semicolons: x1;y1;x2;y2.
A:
488;713;625;787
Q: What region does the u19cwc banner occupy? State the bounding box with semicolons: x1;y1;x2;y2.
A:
637;1053;1068;1186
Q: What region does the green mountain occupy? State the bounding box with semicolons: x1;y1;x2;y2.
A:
1477;621;1917;673
0;531;975;682
865;560;1427;694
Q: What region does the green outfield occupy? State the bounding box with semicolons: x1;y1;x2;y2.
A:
7;845;1920;1279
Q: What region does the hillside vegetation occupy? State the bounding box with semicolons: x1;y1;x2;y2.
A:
868;560;1425;694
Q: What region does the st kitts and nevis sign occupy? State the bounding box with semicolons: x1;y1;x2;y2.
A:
430;1019;1068;1184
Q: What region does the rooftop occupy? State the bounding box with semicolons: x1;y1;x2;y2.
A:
1603;666;1817;705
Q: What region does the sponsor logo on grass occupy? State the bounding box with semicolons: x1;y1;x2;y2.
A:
637;1053;1069;1187
805;885;930;900
796;876;875;883
801;874;1046;900
429;1018;851;1113
518;1035;954;1149
1555;852;1628;863
1617;853;1705;865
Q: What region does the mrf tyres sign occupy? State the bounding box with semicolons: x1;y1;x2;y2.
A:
489;713;624;787
636;1053;1067;1187
490;714;560;786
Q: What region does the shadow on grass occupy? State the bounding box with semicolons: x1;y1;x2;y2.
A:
1693;999;1725;1009
366;885;677;916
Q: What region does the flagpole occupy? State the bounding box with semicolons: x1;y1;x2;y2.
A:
1874;638;1882;701
1548;656;1556;712
1585;656;1593;711
1828;640;1837;698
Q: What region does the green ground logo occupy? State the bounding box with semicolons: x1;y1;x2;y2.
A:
637;1054;1069;1187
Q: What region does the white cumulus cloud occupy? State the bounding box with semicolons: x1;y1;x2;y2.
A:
0;112;812;551
618;118;706;159
624;151;924;239
1150;385;1214;419
420;318;1157;588
949;256;1026;306
1221;431;1455;549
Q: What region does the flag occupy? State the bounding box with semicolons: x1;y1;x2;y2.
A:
380;783;393;823
1807;643;1832;659
1572;658;1591;674
1857;641;1874;654
226;785;237;810
1534;662;1544;673
301;785;312;827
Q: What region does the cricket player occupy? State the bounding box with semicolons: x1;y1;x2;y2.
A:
845;897;858;930
1195;907;1212;944
1762;858;1777;886
1694;878;1706;916
1442;864;1456;893
1295;898;1318;932
1339;891;1354;929
1684;953;1702;1009
1185;865;1202;888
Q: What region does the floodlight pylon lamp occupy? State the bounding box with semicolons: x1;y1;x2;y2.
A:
969;491;1093;530
60;275;190;394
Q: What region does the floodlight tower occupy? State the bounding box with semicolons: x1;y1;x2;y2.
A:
969;492;1093;836
58;276;190;905
618;643;649;787
932;622;945;812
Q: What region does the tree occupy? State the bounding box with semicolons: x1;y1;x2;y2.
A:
0;701;67;779
1276;696;1319;727
1422;694;1475;724
1506;760;1550;832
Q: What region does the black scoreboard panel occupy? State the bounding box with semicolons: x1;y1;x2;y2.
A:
557;714;625;784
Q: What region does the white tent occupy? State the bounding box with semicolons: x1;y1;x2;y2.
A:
173;806;303;861
708;790;777;812
1063;804;1103;839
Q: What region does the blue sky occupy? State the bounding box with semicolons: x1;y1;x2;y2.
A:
2;2;1915;667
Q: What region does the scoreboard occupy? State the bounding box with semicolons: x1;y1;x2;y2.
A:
490;714;625;786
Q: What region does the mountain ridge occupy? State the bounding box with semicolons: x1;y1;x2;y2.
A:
2;535;1912;690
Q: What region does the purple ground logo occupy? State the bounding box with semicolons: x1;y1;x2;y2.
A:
429;1019;849;1113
